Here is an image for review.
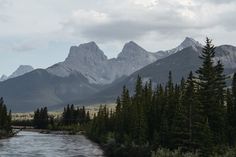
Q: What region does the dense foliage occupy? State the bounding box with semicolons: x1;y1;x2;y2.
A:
0;97;12;138
33;105;91;132
11;119;33;127
33;107;49;129
62;104;90;125
86;38;236;157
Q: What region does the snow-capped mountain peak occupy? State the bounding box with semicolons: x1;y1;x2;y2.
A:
162;37;202;56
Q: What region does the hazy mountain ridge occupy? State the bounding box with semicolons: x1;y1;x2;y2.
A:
0;69;103;112
0;65;34;82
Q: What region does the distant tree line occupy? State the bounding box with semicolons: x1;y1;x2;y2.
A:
86;38;236;157
33;105;91;129
33;107;49;129
11;119;33;127
0;97;12;137
62;104;90;125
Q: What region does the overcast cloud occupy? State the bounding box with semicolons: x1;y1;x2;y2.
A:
0;0;236;75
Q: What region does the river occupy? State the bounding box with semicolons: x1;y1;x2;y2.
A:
0;131;104;157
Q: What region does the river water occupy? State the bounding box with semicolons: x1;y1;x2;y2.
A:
0;131;104;157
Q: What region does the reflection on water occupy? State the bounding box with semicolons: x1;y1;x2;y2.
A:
0;131;104;157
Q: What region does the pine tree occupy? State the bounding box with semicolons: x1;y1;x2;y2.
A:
33;108;40;128
121;86;131;135
0;98;12;134
115;96;124;143
227;73;236;146
33;107;49;129
199;120;213;157
132;76;148;145
0;98;11;132
231;73;236;129
166;71;176;130
214;60;227;142
81;106;86;124
130;96;149;145
232;73;236;107
85;111;91;123
149;85;161;141
170;97;188;150
215;61;226;107
196;37;226;145
226;89;235;146
178;71;213;154
171;72;194;151
42;107;49;129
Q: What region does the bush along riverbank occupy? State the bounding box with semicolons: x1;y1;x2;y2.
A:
84;38;236;157
0;97;12;139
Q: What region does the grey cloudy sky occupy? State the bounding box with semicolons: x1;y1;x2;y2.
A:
0;0;236;75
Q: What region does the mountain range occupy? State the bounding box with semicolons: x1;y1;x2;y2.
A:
47;37;201;84
83;45;236;106
0;37;235;112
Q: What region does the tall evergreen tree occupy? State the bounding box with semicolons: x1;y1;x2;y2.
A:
166;71;176;130
133;76;148;145
226;89;235;146
0;97;12;133
33;107;49;129
226;73;236;146
231;73;236;129
196;37;226;145
183;72;213;155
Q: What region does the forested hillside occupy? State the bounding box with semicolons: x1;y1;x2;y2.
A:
86;38;236;157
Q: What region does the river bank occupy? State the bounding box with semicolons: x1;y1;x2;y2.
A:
0;130;15;140
23;128;85;135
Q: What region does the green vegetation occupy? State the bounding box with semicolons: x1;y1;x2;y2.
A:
62;104;90;126
85;38;236;157
32;105;91;133
0;97;12;138
33;107;50;129
11;119;33;127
